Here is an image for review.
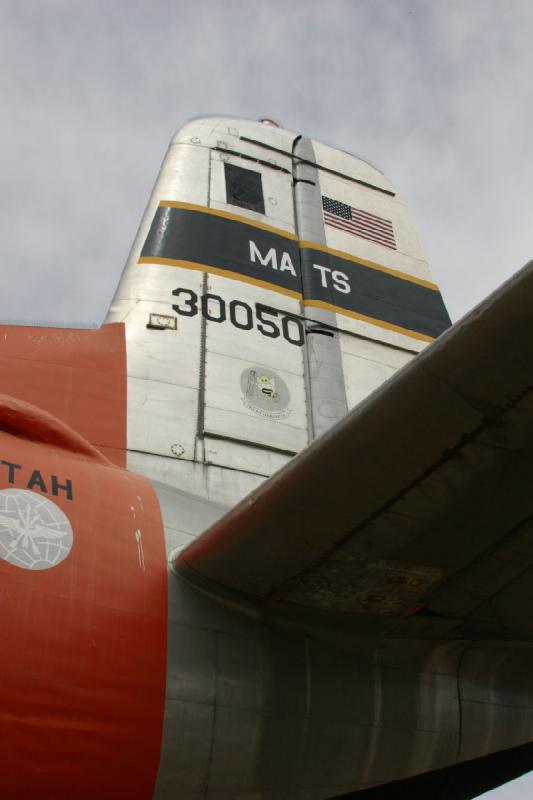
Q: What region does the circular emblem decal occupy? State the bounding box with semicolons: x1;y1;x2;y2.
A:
0;489;73;570
240;367;290;419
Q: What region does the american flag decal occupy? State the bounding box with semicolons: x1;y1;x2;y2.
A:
322;196;396;250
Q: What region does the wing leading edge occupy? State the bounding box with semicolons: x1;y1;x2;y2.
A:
177;260;533;641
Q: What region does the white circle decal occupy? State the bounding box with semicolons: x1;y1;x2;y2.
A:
0;489;73;570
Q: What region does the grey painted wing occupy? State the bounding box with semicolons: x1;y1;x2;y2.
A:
177;259;533;641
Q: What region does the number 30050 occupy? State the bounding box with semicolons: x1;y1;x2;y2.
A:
171;288;305;347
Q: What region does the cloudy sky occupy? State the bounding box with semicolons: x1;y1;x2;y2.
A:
1;1;533;795
2;0;533;328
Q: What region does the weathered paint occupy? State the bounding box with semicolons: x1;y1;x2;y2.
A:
0;323;127;466
0;395;167;798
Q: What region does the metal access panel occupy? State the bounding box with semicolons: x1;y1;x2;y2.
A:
124;267;204;462
339;332;413;411
203;274;308;457
111;140;211;464
202;152;308;469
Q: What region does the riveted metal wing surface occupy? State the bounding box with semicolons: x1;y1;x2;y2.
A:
178;258;533;643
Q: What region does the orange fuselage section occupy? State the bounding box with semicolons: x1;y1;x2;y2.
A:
0;324;167;799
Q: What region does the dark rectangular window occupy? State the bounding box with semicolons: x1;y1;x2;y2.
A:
224;163;265;214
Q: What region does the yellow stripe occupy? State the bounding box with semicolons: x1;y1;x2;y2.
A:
298;240;439;290
140;256;434;340
159;200;298;241
303;299;435;343
158;202;438;291
138;257;303;300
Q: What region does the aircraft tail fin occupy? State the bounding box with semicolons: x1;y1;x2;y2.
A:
105;117;450;504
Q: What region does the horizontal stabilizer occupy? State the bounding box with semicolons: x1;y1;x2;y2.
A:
178;260;533;639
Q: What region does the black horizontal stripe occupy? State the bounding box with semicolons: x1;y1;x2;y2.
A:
300;246;451;338
141;205;300;295
140;204;451;340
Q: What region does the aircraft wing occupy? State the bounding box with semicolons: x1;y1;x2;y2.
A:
177;259;533;641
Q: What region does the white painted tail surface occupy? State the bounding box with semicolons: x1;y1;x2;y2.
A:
106;117;450;507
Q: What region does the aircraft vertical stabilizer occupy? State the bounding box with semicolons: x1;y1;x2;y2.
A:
106;117;450;505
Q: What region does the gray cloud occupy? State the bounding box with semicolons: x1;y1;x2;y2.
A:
2;0;532;323
1;0;531;324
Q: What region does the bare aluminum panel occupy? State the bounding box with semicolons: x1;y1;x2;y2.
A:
118;265;205;467
127;377;198;460
311;139;395;194
204;401;306;456
166;624;216;706
460;702;533;762
364;729;460;787
171;116;298;165
204;436;291;477
341;350;398;410
339;332;415;369
204;350;308;453
154;142;211;205
159;527;195;555
126;320;201;389
201;270;308;470
153;481;227;556
154;482;228;537
155;697;214;798
128;451;265;508
118;264;206;316
127;451;208;497
339;331;417;414
208;702;289;792
205;464;265;507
